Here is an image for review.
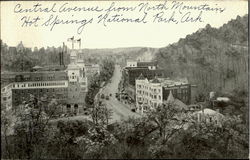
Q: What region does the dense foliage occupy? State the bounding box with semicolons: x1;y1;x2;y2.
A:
85;59;115;107
155;15;248;96
2;101;248;159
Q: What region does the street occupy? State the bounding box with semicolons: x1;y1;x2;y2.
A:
50;64;140;125
99;65;141;122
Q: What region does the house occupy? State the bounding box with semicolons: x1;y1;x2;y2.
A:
193;108;225;126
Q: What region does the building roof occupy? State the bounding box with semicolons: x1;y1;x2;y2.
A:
166;90;175;103
150;77;160;83
32;65;43;69
174;99;187;110
137;73;146;80
137;61;157;67
196;108;224;117
158;78;189;87
164;91;188;110
1;71;67;82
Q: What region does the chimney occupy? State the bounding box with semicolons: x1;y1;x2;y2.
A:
61;52;64;66
59;52;61;65
59;52;63;66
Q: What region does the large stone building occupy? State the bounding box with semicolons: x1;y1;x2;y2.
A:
121;60;166;102
135;75;196;114
1;49;92;115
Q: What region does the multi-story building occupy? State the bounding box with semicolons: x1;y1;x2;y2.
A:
1;49;89;115
121;60;166;103
135;75;195;114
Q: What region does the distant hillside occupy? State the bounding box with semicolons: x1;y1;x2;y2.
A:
154;15;248;97
1;40;158;72
78;47;158;60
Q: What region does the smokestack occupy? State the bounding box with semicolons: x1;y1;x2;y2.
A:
59;52;61;65
59;43;65;66
62;52;64;66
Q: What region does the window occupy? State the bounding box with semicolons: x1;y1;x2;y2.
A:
67;104;71;108
209;117;212;122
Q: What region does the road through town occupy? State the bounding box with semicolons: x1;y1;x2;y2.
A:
99;65;141;123
50;65;141;125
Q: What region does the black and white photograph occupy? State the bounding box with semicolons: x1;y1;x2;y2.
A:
1;0;249;159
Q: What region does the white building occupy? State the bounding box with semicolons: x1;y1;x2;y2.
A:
126;60;137;67
136;74;163;114
194;108;225;126
135;75;191;114
67;50;88;91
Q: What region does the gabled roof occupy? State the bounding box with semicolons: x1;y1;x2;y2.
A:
166;90;175;103
137;73;146;80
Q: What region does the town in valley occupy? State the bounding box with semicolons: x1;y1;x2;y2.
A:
1;10;249;160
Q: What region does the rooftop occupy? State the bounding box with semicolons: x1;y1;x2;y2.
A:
137;73;146;80
150;77;161;83
195;108;224;117
163;91;187;110
157;78;189;87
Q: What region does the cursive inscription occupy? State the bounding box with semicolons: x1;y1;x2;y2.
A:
14;1;226;34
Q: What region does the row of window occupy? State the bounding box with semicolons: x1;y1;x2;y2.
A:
137;90;161;100
70;75;78;80
13;88;68;94
68;87;86;92
137;101;159;108
12;81;67;88
15;75;67;81
137;85;161;93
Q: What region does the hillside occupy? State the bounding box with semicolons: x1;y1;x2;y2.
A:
78;47;158;61
154;15;248;98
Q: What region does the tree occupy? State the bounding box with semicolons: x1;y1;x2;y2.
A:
1;109;17;159
7;94;59;159
180;115;249;159
146;102;191;141
91;99;112;126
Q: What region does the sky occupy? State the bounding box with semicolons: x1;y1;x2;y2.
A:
0;1;248;49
